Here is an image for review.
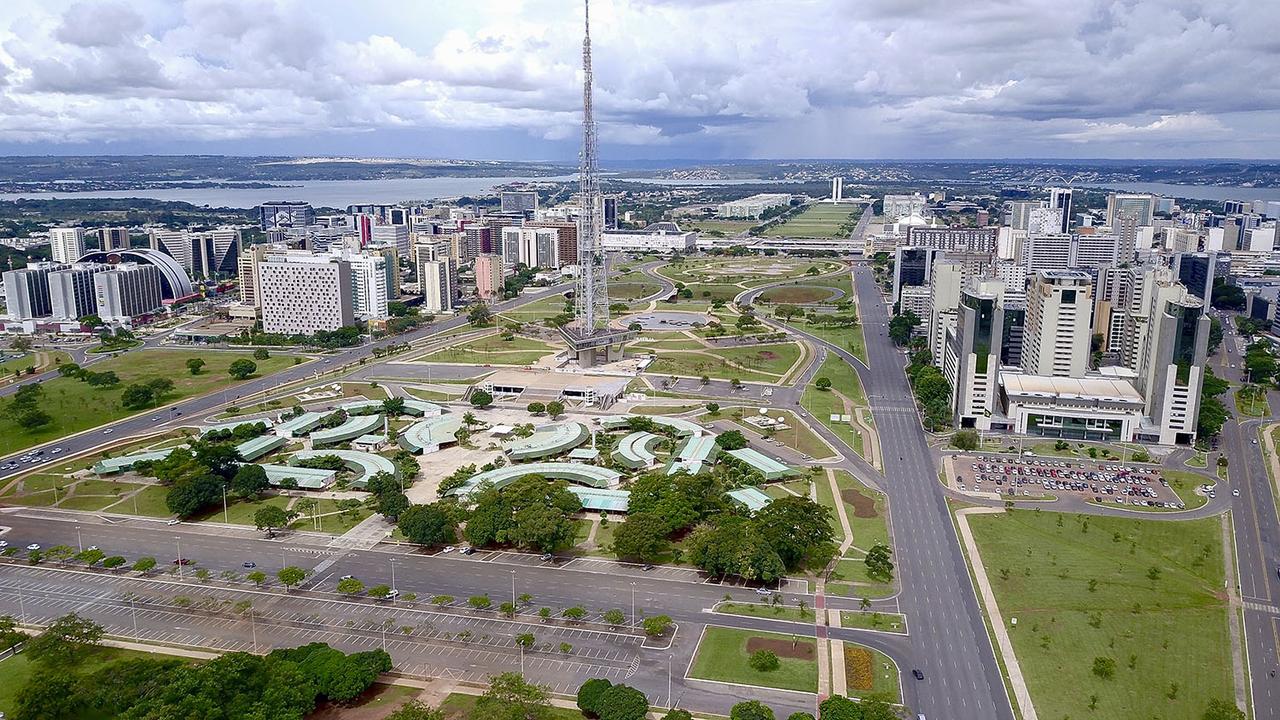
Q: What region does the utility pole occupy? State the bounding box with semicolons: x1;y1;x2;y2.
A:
511;569;517;607
222;486;229;523
75;525;83;553
175;536;183;580
631;581;637;627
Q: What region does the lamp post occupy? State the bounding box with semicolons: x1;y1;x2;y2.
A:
511;569;517;607
630;582;637;628
222;486;229;524
130;596;138;637
175;536;184;580
75;525;83;553
390;558;397;598
667;653;673;709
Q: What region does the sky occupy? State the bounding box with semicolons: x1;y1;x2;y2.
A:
0;0;1276;161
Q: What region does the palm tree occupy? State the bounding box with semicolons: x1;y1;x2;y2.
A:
462;411;478;428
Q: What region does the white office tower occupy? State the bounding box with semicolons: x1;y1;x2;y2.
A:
944;280;1006;430
1164;227;1200;254
1106;193;1157;228
236;243;287;311
419;259;453;314
1021;270;1093;378
1027;207;1063;235
1048;187;1073;233
331;249;389;320
993;262;1028;298
1021;233;1124;274
148;228;240;277
48;263;109;320
1244;225;1277;252
831;177;844;202
500;226;560;269
95;227;130;251
258;254;354;335
996;227;1023;261
370;224;410;257
500;191;539;214
93;263;163;324
1128;267;1209;445
49;227;86;263
882;193;928;222
716;194;791;219
3;263;66;320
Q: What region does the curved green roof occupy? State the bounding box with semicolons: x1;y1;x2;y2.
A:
598;414;707;437
612;431;662;469
312;413;384;446
446;462;622;498
398;415;464;454
93;448;181;475
726;447;799;481
235;434;287;461
289;449;398;485
505;422;590;461
275;412;325;437
338;399;384;415
402;398;444;417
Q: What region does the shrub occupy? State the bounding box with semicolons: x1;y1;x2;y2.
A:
749;649;780;672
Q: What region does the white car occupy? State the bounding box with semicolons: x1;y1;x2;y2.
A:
103;429;113;434
0;540;8;548
441;546;455;554
166;518;180;526
26;543;39;551
1233;489;1241;497
755;587;773;595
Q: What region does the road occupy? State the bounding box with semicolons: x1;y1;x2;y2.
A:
0;283;573;479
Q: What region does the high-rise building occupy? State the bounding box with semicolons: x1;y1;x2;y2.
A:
49;227;86;263
236;243;286;311
603;197;618;230
475;254;504;303
905;226;998;254
462;226;492;263
831;177;844;202
1048;187;1073;233
526;220;579;267
943;280;1006;430
94;227;130;251
500;191;539;215
1021;233;1125;274
892;246;939;305
1129;268;1209;445
2;263;66;320
1106;193;1157;229
48;263;109;321
332;249;390;320
1172;252;1216;305
93;263;163;324
1021;270;1093;378
149;228;240;278
258;254;355;335
1027;207;1063;235
257;202;315;231
419;259;454;314
500;227;560;269
882;193;928;221
370;224;410;257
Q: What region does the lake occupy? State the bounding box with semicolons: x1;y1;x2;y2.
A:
0;175;577;209
1078;181;1280;204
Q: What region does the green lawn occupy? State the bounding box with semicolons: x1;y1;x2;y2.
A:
1234;389;1270;417
787;321;867;366
647;353;778;383
609;281;662;302
498;295;569;324
682;219;759;235
966;509;1234;720
56;493;123;511
0;350;297;456
758;285;838;304
762;204;860;238
291;498;373;533
1161;470;1212;511
827;471;892;589
707;343;802;377
839;610;908;634
0;350;72;377
723;408;835;460
716;601;815;622
193;494;291;526
802;356;870;457
842;642;901;701
422;334;555;366
105;484;173;517
438;693;586;720
689;626;818;693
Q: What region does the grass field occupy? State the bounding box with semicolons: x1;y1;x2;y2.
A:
827;471;892;590
762;204;860;238
802;356;870;457
1234;388;1270;417
786;320;867;366
609;281;662;302
291;498;373;533
724;408;835;460
498;295;570;324
647;353;777;383
421;334;555;366
717;601;815;622
682;219;759;235
105;484;172;517
839;610;907;634
966;509;1233;720
192;494;291;526
438;693;586;720
842;643;901;701
759;285;839;304
708;343;801;376
0;350;296;456
689;626;818;693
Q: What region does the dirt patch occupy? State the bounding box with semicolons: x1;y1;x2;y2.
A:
845;645;874;691
307;684;420;720
841;488;879;519
759;351;778;361
747;636;815;661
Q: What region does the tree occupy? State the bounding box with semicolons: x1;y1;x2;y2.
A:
228;358;258;380
16;409;51;431
1092;655;1117;679
165;474;223;517
85;370;120;387
754;496;836;570
889;310;920;346
379;491;411;520
277;565;307;590
662;711;694;720
12;674;83;720
602;609;626;627
468;304;494;327
57;362;82;377
817;694;861;720
25;612;104;665
186;358;206;375
231;464;270;498
749;649;780;671
504;477;583;552
254;505;292;534
864;542;894;582
577;678;613;717
102;555;126;570
471;389;493;408
596;684;649;720
1207;316;1224;355
612;512;671;563
398;503;458;547
562;606;587;622
641;615;672;637
120;383;157;410
730;700;776;720
814;377;832;391
468;595;493;610
527;402;546;415
369;584;392;599
715;430;748;450
253;348;270;360
132;556;157;573
336;577;365;595
546;400;565;419
706;402;720;414
951;429;979;451
75;548;105;566
474;672;551;720
1202;698;1247;720
386;701;445;720
787;714;815;720
1211;278;1246;311
147;377;175;398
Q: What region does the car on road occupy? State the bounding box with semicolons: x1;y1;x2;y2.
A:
1234;489;1241;497
0;541;7;549
912;669;925;680
26;544;39;551
441;546;455;554
103;429;113;434
755;587;772;595
540;553;553;562
172;558;193;565
50;448;62;455
166;519;180;526
242;561;256;568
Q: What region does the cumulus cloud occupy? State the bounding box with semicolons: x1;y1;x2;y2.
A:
0;0;1274;157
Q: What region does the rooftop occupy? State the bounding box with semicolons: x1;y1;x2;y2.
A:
999;372;1144;404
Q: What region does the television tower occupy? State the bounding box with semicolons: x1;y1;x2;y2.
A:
562;0;634;367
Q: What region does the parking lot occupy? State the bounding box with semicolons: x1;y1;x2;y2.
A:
948;454;1190;509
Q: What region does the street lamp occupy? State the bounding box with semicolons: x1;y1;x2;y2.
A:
130;596;138;637
75;525;83;553
222;486;229;524
390;558;397;597
511;569;517;607
175;536;184;580
668;653;673;710
630;582;636;628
